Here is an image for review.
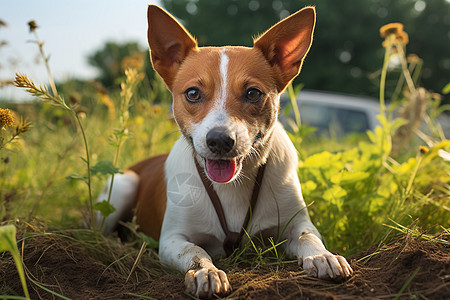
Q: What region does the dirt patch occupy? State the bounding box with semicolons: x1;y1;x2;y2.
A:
228;234;450;299
1;232;449;299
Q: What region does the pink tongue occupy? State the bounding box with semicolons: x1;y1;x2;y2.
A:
205;158;236;183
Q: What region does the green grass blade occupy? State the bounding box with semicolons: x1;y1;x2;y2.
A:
127;293;157;300
393;267;420;300
0;225;30;300
277;206;308;244
26;277;72;300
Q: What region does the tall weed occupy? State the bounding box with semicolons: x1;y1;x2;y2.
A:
293;23;450;254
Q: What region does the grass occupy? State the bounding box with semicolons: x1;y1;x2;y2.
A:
0;19;449;298
0;225;29;299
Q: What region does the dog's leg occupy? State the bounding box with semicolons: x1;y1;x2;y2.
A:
285;220;353;280
270;124;353;280
95;171;139;233
159;236;231;298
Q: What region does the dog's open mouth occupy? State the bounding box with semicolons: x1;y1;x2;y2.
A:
205;158;237;183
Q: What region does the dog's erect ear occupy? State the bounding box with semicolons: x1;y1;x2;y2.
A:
147;5;198;90
254;7;315;92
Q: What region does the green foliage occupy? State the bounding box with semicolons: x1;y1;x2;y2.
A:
87;42;145;88
291;21;450;253
14;73;97;228
2;74;179;226
139;232;159;250
91;160;121;176
443;83;450;95
94;200;116;218
299;132;450;253
162;0;450;102
0;224;29;299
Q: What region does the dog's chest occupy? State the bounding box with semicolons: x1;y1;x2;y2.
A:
191;172;282;247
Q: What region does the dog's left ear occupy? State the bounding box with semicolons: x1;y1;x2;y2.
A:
254;7;316;92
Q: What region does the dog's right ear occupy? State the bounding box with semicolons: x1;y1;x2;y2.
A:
147;5;198;90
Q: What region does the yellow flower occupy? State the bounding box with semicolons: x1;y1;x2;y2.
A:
152;104;162;115
27;20;38;33
407;54;420;63
0;108;15;128
396;31;409;45
120;52;144;71
419;146;429;154
379;23;404;38
380;23;409;47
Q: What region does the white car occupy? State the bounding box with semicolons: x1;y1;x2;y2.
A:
280;90;381;136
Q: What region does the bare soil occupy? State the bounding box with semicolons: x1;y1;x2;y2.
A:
1;231;449;299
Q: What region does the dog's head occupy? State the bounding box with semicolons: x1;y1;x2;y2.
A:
147;5;315;184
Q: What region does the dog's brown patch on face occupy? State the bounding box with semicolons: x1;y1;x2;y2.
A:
225;47;279;136
171;48;221;136
171;46;280;140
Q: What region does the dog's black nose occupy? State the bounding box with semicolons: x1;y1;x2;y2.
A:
206;127;235;155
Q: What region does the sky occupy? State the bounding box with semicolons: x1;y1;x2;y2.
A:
0;0;160;101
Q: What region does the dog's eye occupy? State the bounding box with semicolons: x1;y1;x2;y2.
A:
185;87;202;102
245;88;263;103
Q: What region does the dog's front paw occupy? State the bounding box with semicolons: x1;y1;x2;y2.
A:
299;252;353;280
185;268;231;299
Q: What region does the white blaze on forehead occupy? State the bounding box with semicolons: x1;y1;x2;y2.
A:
218;48;229;110
189;48;252;159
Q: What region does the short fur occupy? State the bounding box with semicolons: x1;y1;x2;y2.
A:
97;5;352;299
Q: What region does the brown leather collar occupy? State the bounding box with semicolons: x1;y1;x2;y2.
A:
194;157;266;256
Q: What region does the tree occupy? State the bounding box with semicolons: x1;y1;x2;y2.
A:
87;41;145;88
162;0;450;101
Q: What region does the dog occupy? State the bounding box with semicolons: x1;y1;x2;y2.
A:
97;5;353;298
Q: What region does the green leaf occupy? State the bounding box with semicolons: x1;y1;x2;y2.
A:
0;224;30;299
302;151;333;168
0;224;16;253
138;232;159;249
91;160;122;175
94;200;116;217
323;185;347;202
80;156;88;164
442;82;450;95
301;180;317;195
377;180;398;198
390;117;409;131
331;171;370;185
66;173;87;181
113;128;131;137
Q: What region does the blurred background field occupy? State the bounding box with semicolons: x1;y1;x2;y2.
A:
1;0;449;257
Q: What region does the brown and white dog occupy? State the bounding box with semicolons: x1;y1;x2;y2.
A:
97;5;352;298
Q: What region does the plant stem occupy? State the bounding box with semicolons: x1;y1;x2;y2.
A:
73;113;94;229
13;73;96;228
287;83;301;130
32;31;58;98
405;153;423;197
411;59;423;86
394;43;416;94
379;39;392;116
99;136;123;231
99;69;140;230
